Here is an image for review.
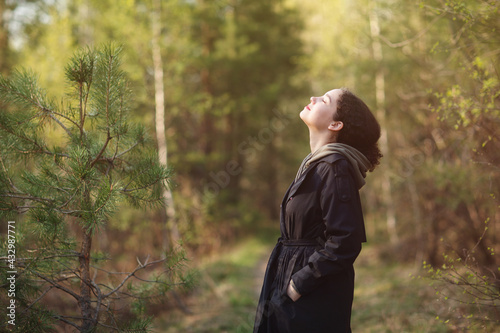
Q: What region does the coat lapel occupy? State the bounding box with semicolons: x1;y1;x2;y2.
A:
286;159;321;198
283;153;345;202
287;173;307;199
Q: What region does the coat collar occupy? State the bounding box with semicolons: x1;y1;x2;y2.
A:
283;153;346;203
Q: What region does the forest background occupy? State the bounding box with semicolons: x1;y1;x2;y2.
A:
0;0;499;332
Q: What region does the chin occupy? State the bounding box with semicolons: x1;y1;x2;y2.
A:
299;110;306;121
299;115;310;127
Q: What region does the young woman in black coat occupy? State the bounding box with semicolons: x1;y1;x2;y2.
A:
253;88;382;333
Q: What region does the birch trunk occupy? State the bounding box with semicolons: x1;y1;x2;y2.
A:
369;10;398;244
0;0;9;73
152;0;179;252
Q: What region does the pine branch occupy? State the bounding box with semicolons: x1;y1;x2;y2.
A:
102;258;165;299
52;315;81;331
22;286;55;313
91;279;103;327
0;252;80;262
50;108;81;129
57;184;83;210
0;193;55;204
0;122;70;162
114;141;139;159
79;81;85;139
29;269;81;302
1;44;179;332
46;112;72;137
0;122;49;156
95;321;121;332
0;70;75;137
90;134;112;168
0;147;20;192
121;178;165;193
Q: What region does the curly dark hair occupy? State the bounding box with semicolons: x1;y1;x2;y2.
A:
334;88;382;171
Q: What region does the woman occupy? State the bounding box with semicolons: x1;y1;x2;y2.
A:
253;88;382;333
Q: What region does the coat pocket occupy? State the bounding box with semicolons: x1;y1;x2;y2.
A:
281;251;300;297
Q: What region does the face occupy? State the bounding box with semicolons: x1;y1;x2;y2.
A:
300;89;343;132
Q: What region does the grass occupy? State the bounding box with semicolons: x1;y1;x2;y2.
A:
153;234;274;333
151;234;498;333
351;247;449;333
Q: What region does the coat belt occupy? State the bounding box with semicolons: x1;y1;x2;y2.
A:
279;238;322;247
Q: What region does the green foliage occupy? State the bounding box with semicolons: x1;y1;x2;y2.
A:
419;0;500;258
0;44;192;332
144;0;306;244
415;4;500;328
122;316;154;333
2;0;499;330
432;56;500;133
424;227;500;331
3;0;306;255
158;235;274;332
428;0;500;151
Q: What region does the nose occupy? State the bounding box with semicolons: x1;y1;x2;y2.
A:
310;96;319;104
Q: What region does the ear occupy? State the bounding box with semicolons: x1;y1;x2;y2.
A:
328;121;343;132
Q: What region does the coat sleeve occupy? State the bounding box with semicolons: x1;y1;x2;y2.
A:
291;159;365;296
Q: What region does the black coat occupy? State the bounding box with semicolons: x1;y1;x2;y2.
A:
253;154;366;333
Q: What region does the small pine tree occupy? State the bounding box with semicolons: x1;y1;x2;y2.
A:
0;44;191;332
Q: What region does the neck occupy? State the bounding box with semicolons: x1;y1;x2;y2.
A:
309;129;335;153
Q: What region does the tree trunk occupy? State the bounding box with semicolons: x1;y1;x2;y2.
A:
78;229;95;331
0;0;9;73
199;0;215;156
79;0;93;45
152;0;179;252
408;176;424;268
369;9;398;244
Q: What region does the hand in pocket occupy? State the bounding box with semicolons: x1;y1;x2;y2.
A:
287;280;301;302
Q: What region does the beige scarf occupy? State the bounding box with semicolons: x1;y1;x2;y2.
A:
294;143;372;189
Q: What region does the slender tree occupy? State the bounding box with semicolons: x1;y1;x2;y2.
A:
0;0;9;74
0;44;191;332
151;0;179;252
369;6;398;244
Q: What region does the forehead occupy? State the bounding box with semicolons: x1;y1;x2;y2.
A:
324;89;342;104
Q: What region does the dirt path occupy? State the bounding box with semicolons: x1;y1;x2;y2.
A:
154;237;274;332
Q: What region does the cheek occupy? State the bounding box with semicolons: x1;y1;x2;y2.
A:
325;107;337;122
319;108;335;123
